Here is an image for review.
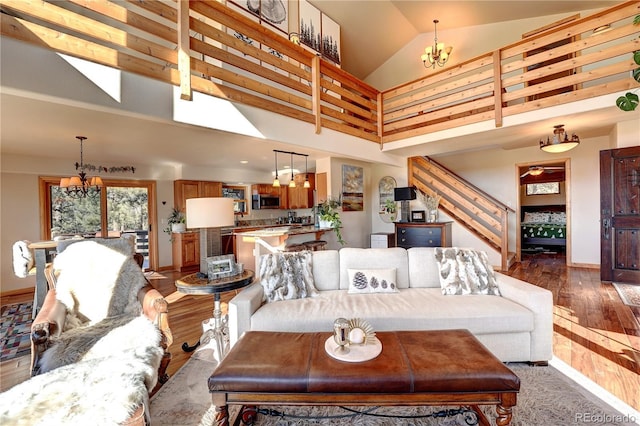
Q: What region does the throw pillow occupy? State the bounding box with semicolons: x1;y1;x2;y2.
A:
523;212;550;223
347;268;398;294
548;211;567;224
433;248;500;296
259;251;319;303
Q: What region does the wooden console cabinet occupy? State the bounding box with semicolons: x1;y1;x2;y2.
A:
395;222;452;249
172;231;200;272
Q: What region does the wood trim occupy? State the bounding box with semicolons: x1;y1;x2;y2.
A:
492;50;503;128
177;0;192;100
312;56;322;134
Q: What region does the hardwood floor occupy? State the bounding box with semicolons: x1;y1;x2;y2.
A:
506;254;639;411
2;256;638;412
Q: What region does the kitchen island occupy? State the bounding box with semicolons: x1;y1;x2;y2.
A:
234;225;333;273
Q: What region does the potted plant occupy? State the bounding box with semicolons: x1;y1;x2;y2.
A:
313;197;345;245
615;15;640;111
164;207;186;237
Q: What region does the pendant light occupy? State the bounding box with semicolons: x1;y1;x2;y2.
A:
272;150;280;187
303;156;311;188
289;153;296;188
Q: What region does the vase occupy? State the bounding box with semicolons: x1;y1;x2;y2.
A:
171;223;186;233
318;219;333;229
427;209;438;223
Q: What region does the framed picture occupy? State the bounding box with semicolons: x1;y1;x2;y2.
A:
341;164;364;211
321;13;341;64
206;254;236;280
526;182;560;195
299;0;321;52
411;210;426;222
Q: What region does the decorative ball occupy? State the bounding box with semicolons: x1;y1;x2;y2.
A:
349;328;365;344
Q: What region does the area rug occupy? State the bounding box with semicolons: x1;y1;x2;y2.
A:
149;351;639;426
613;283;640;307
0;302;33;362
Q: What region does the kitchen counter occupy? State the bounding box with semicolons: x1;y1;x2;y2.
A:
235;225;333;273
235;225;332;238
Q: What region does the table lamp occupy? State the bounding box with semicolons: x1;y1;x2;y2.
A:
186;197;235;275
394;187;416;223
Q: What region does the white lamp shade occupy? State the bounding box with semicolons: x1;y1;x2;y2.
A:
186;197;235;228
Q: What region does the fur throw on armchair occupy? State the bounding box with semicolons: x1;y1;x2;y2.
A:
53;240;148;329
0;317;163;425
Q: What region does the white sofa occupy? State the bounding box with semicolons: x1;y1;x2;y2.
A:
229;247;553;363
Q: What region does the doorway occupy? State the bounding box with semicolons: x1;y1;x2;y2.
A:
516;159;570;264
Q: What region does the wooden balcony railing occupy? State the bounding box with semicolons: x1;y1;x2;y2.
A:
382;0;640;143
1;0;637;146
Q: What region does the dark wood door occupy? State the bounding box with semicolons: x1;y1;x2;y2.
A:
600;146;640;283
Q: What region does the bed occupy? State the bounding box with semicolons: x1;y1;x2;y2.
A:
521;205;566;250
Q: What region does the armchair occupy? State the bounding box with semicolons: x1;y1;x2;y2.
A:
1;236;175;424
31;238;173;388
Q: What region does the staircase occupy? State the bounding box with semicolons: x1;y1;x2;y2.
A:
408;156;515;271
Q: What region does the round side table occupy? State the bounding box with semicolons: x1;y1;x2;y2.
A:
176;269;254;360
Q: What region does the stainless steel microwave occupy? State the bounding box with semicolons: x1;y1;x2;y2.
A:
252;194;280;209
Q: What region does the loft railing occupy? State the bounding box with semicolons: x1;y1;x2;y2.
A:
409;156;515;271
1;0;638;146
381;1;640;143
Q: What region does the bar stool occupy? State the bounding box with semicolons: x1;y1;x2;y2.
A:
302;240;327;251
283;243;306;252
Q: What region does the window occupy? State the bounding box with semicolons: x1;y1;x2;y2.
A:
526;182;560;195
39;177;157;269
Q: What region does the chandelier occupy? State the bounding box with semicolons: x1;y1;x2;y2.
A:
60;136;135;198
421;20;452;69
540;125;580;153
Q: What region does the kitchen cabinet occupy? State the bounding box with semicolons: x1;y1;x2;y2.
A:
172;231;200;272
395;222;452;249
286;173;315;209
174;180;222;213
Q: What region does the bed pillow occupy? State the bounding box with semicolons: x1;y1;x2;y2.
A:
347;268;398;294
523;212;550;223
548;212;566;224
259;251;319;303
433;248;501;296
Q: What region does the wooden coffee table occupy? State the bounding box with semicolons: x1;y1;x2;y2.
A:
209;329;520;426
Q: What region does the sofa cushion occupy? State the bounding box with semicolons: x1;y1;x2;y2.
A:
407;247;441;288
311;250;340;291
339;248;409;290
434;248;500;296
259;251;319;303
347;268;398;293
250;288;533;336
